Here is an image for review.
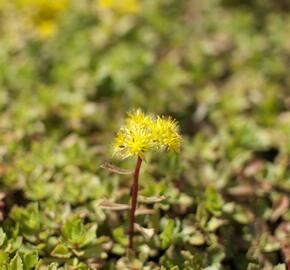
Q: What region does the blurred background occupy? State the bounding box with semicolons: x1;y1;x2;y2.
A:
1;0;290;139
0;0;290;269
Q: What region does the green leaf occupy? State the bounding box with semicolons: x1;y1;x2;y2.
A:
82;224;97;247
9;254;23;270
112;227;128;246
22;204;40;232
48;263;59;270
62;217;85;246
204;187;223;215
0;228;6;247
0;250;8;265
23;251;38;269
72;248;85;257
160;219;175;249
61;217;96;248
10;203;40;233
51;244;72;258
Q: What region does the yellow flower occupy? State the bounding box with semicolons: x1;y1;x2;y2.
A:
113;124;151;159
151;116;182;152
126;108;152;128
37;21;57;38
16;0;68;12
113;109;181;159
99;0;140;14
7;0;68;38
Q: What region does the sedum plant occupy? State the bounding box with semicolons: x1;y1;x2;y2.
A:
112;109;181;251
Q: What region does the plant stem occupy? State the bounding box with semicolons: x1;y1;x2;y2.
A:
128;155;142;251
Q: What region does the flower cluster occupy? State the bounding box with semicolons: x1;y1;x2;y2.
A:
113;109;181;159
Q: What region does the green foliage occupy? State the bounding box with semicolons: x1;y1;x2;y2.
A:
61;217;97;249
160;219;175;249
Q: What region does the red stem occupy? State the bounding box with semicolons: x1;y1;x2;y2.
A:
128;155;142;251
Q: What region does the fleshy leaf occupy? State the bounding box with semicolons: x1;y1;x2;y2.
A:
100;162;132;175
99;200;131;210
51;244;72;258
9;254;23;270
134;223;154;239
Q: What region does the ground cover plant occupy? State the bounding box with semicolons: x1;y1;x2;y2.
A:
0;0;290;269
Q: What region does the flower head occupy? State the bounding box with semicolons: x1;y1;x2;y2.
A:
113;109;181;159
113;124;152;159
151;116;181;152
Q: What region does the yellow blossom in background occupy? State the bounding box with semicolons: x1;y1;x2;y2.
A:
113;109;181;159
99;0;140;14
16;0;68;11
3;0;68;38
37;21;57;39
